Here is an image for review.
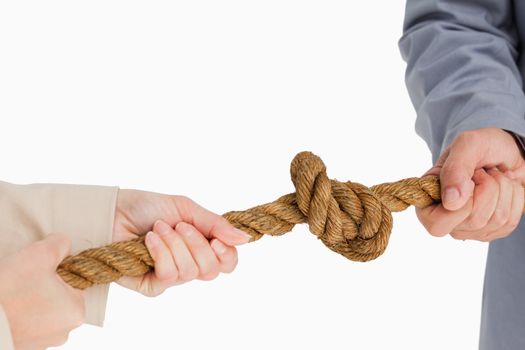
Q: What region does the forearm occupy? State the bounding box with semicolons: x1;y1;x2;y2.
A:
399;0;525;163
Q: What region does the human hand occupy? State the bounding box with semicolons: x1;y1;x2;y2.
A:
416;128;525;241
113;190;251;297
0;234;85;350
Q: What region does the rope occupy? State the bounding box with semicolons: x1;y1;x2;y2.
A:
58;151;447;289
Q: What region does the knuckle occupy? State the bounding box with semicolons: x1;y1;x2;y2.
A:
492;209;509;226
481;230;499;242
200;271;219;281
507;216;522;230
171;195;195;219
483;229;510;242
187;267;200;280
477;235;491;243
497;229;514;239
199;265;220;281
167;230;184;245
173;195;195;212
414;206;426;220
425;221;447;237
222;258;238;274
159;269;179;283
466;216;488;231
145;286;163;298
180;266;199;281
150;290;163;297
189;241;209;254
450;230;468;240
176;221;196;234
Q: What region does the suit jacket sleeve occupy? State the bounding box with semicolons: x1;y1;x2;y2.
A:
399;0;525;163
0;181;118;339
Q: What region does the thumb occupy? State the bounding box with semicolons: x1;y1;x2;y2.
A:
439;146;477;211
176;196;252;246
28;233;72;269
207;219;253;246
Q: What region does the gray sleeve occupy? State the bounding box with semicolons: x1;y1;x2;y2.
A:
399;0;525;164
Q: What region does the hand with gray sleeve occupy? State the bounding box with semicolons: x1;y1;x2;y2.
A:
400;1;525;348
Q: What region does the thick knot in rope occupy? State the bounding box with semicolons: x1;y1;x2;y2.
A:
57;151;446;289
223;151;422;262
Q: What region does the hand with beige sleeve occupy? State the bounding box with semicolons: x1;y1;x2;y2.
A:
112;190;251;296
416;128;525;241
0;185;251;349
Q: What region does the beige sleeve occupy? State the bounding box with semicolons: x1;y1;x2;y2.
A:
0;181;118;327
0;304;14;350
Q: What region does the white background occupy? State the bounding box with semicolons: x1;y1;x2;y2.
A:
0;1;487;349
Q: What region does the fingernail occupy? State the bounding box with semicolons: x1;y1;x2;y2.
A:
146;231;159;247
211;239;227;255
233;228;252;242
177;222;194;237
154;220;172;236
444;187;460;204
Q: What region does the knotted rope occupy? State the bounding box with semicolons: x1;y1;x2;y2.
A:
58;151;445;289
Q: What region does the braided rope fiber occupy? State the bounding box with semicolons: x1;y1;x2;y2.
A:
58;151;451;289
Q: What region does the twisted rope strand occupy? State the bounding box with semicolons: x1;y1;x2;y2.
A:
57;151;474;289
